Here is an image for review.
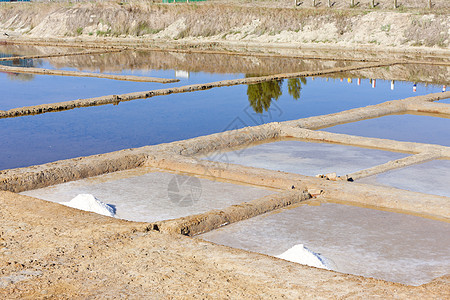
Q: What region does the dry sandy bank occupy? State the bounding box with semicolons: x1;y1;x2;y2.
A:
0;1;449;56
1;191;449;298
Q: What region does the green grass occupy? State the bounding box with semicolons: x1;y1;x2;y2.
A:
380;24;391;32
96;29;112;36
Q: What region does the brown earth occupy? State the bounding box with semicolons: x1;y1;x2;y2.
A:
1;191;449;299
0;1;449;52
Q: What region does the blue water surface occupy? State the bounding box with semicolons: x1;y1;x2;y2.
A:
0;69;242;110
0;76;444;170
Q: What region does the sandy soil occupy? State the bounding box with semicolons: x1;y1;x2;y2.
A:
1;191;449;299
213;0;450;10
0;1;449;53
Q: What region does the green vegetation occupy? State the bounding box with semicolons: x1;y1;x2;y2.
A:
247;79;283;113
246;77;307;113
96;29;112;36
380;24;391;32
135;22;161;36
287;78;307;100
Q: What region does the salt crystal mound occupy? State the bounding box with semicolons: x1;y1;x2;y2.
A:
276;244;332;270
60;194;116;217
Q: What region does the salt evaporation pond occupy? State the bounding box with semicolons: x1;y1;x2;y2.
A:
20;167;274;222
1;76;439;170
321;114;450;146
5;46;450;287
0;69;243;110
2;62;443;110
358;159;450;198
204;140;408;177
198;202;450;286
0;46;446;170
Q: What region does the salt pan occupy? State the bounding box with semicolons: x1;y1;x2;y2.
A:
60;194;115;217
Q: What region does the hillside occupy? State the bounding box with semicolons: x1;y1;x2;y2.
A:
0;1;449;54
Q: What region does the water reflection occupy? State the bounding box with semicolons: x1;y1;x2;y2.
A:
247;78;282;113
245;75;448;114
246;76;306;113
0;53;35;67
1;76;444;170
0;52;38;81
288;77;307;100
5;72;34;81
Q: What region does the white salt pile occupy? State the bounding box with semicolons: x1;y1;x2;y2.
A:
276;244;331;270
60;194;115;217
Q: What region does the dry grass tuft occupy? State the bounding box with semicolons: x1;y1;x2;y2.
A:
404;15;449;47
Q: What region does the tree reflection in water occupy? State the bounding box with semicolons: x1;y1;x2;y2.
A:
246;78;283;113
246;75;306;113
287;77;307;100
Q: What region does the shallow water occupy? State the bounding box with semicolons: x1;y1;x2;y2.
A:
0;47;446;170
0;70;243;110
198;202;450;286
1;77;437;170
321;113;450;146
20;167;274;222
1;47;446;110
204;140;408;177
4;46;449;288
358;159;450;197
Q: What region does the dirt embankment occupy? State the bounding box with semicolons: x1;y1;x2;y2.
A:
2;191;449;299
0;2;449;52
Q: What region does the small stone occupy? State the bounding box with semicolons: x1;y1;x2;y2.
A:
308;189;323;197
325;172;337;180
